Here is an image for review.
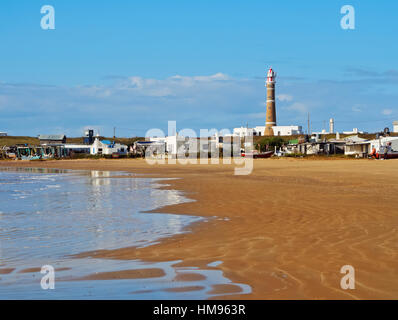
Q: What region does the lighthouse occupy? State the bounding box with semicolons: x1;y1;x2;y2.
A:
264;68;277;136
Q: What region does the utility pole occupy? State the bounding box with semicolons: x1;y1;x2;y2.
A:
113;127;116;139
307;112;310;135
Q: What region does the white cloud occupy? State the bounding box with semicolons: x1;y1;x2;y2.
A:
2;71;398;136
247;112;266;119
285;102;308;114
109;73;233;97
382;109;393;115
277;94;293;102
170;73;229;82
192;73;230;81
0;95;8;110
0;73;257;136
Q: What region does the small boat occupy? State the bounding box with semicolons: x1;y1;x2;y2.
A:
370;144;398;160
21;155;41;161
378;146;398;159
241;151;274;159
381;153;398;159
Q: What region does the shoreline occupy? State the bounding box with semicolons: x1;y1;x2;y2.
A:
1;158;398;299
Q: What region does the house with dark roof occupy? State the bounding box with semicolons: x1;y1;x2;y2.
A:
38;134;66;145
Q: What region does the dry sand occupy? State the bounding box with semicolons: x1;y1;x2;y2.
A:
1;158;398;299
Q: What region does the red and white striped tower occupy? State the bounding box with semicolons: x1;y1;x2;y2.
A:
264;67;277;136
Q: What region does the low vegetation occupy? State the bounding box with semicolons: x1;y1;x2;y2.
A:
0;136;143;147
255;136;286;151
0;136;40;146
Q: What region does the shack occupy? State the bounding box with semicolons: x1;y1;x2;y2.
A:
344;136;370;157
90;137;128;156
297;141;344;155
16;145;67;160
38;134;66;145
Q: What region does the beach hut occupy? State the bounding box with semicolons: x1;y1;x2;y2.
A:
38;134;66;145
90;136;127;155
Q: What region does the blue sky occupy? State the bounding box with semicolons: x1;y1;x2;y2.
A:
0;0;398;136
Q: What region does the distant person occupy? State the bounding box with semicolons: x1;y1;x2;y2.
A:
369;147;377;159
384;142;392;159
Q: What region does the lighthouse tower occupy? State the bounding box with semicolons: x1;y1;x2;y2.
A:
264;68;277;136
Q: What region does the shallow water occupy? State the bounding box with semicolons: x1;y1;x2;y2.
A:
0;167;251;299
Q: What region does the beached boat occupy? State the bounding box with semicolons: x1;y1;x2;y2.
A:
241;151;274;159
370;145;398;160
21;155;41;160
378;146;398;159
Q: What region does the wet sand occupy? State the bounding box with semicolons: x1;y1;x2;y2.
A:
1;158;398;299
0;268;15;275
73;268;166;281
18;267;72;274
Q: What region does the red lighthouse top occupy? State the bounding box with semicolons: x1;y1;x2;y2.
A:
266;68;276;83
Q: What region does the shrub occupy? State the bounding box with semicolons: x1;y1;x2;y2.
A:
256;137;286;151
284;152;305;158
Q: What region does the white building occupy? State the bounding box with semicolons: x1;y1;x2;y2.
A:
329;118;334;134
149;135;187;155
343;128;363;135
343;135;369;157
210;133;223;149
233;127;255;137
368;136;398;153
272;125;303;136
0;132;7;137
64;144;91;154
313;128;364;135
393;121;398;133
312;129;329;135
344;136;398;157
253;126;265;135
148;134;242;156
90;137;127;155
233;125;303;137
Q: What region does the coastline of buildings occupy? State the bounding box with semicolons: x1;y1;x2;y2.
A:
1;120;398;160
0;119;398;160
281;132;398;158
140;118;398;159
37;132;129;156
2;130;129;160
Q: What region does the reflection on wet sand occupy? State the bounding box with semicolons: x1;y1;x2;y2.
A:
1;258;251;299
0;167;251;299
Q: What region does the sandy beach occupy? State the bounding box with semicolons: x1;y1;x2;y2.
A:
1;158;398;299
